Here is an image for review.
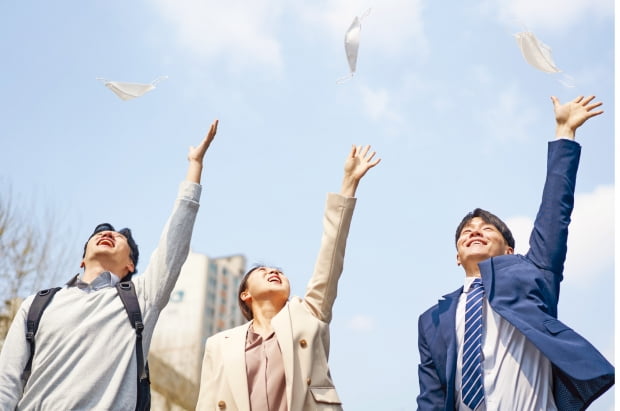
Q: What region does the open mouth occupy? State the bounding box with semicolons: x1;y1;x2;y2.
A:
267;275;281;284
467;239;487;247
97;238;115;247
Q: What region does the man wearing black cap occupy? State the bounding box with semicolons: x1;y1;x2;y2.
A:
0;120;219;410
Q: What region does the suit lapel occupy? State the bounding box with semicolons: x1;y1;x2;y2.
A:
272;302;294;411
437;288;461;347
223;323;252;411
478;258;495;299
437;287;462;403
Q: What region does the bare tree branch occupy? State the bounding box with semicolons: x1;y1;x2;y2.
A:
0;183;75;342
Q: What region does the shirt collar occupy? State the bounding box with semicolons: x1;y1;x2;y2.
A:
463;276;482;293
68;271;120;292
246;323;276;345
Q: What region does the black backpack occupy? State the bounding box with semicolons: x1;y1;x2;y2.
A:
23;281;151;411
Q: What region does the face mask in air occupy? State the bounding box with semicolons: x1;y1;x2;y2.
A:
97;76;168;101
338;8;371;84
514;31;574;87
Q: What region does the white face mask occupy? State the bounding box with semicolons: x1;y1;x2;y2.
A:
514;31;559;73
97;76;168;101
338;9;371;84
514;31;575;87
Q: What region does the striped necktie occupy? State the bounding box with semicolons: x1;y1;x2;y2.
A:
462;278;484;410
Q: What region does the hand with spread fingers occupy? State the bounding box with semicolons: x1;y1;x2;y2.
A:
341;144;381;197
552;95;603;140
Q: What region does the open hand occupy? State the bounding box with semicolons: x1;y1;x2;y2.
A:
188;119;219;164
552;96;603;139
341;145;381;197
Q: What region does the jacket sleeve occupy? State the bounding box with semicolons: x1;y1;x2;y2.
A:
416;314;445;411
526;139;581;275
303;193;356;324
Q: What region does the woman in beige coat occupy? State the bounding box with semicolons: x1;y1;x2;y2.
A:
196;145;380;411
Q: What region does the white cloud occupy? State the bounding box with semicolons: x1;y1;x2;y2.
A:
504;216;533;255
150;0;285;70
359;85;401;123
149;0;429;74
348;314;375;332
488;0;613;33
506;185;614;282
565;185;614;280
475;84;539;142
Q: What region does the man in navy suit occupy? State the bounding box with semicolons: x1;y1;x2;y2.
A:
416;95;614;411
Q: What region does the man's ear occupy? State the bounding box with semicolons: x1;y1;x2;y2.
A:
80;261;85;269
505;246;514;255
456;253;461;266
125;261;135;275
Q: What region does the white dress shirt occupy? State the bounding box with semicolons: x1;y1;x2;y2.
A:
455;276;557;411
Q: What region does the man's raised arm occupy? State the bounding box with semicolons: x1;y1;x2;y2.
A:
186;119;219;183
527;96;603;273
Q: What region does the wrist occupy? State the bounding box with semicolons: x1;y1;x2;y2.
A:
186;162;204;183
188;158;204;166
555;124;575;140
340;176;359;197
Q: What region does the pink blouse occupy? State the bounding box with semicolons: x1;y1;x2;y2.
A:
245;327;288;411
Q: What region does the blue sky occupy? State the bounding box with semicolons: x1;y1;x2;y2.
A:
1;0;614;409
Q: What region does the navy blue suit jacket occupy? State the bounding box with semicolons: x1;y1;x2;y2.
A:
416;140;614;411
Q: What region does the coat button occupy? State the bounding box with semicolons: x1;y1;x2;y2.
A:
299;339;307;348
218;400;226;409
306;377;312;385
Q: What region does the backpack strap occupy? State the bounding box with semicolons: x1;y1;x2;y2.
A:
23;287;62;384
116;282;149;383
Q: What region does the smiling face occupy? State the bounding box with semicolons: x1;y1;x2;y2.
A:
82;230;135;277
456;217;514;275
239;266;291;319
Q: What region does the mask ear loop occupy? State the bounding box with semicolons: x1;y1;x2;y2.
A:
557;74;575;88
337;8;372;84
151;76;168;87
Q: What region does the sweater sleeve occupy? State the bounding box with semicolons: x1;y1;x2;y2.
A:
137;181;202;312
0;295;35;408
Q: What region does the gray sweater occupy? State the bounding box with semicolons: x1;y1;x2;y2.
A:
0;181;201;410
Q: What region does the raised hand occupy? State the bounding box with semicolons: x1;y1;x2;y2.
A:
552;96;603;140
186;119;219;183
340;145;381;197
188;119;219;164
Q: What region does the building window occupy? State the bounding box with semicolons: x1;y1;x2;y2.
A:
170;290;185;303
